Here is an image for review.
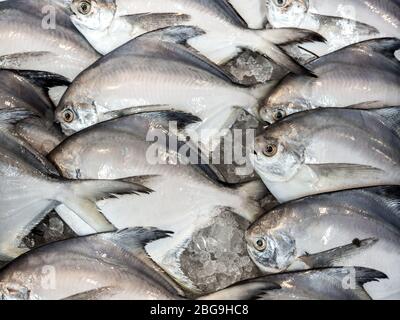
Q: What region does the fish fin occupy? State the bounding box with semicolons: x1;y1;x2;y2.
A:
122;26;243;84
57;180;152;232
250;81;278;103
62;286;117;300
347;101;389;109
299;238;378;268
198;281;280;300
297;45;320;60
307;163;386;180
7;69;70;89
353;267;388;286
310;13;379;37
213;0;248;28
253;28;325;76
122;12;191;31
255;41;316;77
104;227;173;250
262;28;326;46
0;108;37;127
138;25;205;44
104;108;201;130
234;179;268;201
230;180;267;222
103;228;186;296
348;38;400;61
368;107;400;138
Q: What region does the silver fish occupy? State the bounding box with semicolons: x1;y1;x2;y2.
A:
245;186;400;299
0;0;100;81
265;0;400;54
48;111;267;291
252;107;400;202
259;38;400;123
0;108;151;260
0;227;277;300
69;0;325;74
55;27;275;145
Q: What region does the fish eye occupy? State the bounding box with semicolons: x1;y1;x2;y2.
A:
62;108;75;123
274;0;288;7
78;1;92;15
273;109;286;121
254;238;267;251
263;143;278;157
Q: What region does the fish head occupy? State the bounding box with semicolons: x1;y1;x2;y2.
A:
245;209;297;273
266;0;309;28
56;99;99;136
70;0;116;31
259;101;308;124
251;121;304;183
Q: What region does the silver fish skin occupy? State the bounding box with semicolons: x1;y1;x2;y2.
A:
68;0;325;74
55;29;275;141
0;228;186;300
0;0;100;81
48;111;267;290
0;70;65;155
265;0;399;55
252;107;400;202
259;38;400;123
245;187;400;299
0;109;151;260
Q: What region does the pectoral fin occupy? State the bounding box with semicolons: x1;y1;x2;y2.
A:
299;238;378;268
63;286;117;300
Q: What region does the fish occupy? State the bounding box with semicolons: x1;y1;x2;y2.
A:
252;107;400;202
259;38;400;123
245;186;400;299
0;108;151;260
0;0;100;81
68;0;326;74
55;27;275;147
48;111;267;291
0;69;67;155
265;0;400;55
0;227;278;300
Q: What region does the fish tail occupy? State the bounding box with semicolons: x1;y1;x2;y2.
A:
54;179;152;233
232;180;268;222
247;28;325;76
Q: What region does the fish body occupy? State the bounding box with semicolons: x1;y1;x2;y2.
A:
69;0;324;74
0;228;185;300
253;107;400;202
259;38;400;123
55;30;274;139
266;0;400;54
0;0;100;80
245;186;400;299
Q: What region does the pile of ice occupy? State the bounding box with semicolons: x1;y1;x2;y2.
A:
180;209;261;293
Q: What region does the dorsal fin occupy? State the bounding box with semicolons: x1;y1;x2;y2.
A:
348;38;400;60
102;26;243;85
212;0;248;28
